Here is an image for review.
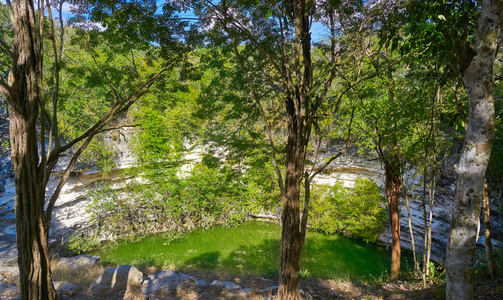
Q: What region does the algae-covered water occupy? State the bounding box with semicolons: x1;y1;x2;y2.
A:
92;221;412;279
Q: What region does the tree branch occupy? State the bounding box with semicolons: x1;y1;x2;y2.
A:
46;63;174;164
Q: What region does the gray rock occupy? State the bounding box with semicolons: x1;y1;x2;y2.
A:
48;239;59;257
90;265;143;296
54;281;79;296
263;285;279;292
142;279;174;298
149;270;192;282
57;255;100;269
210;280;241;290
149;270;176;281
228;288;254;297
0;281;8;291
195;280;208;287
176;280;197;294
142;271;193;297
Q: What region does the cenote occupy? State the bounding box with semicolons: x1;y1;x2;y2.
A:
91;221;412;280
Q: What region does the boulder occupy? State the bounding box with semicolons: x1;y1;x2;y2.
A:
176;280;197;296
142;270;193;298
194;280;208;287
54;281;79;296
90;265;143;296
57;255;100;269
149;270;192;282
210;280;241;290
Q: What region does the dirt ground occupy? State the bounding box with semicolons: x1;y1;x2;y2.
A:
56;267;503;299
2;256;502;299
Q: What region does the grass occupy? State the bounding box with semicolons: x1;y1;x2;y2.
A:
51;261;105;295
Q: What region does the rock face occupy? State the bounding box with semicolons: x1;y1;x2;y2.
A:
0;127;137;265
90;265;144;296
313;148;384;188
377;188;453;263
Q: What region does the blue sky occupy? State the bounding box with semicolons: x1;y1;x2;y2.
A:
0;0;329;42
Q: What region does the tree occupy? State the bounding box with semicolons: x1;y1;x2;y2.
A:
377;1;501;296
446;1;503;298
0;0;184;298
185;0;355;297
345;37;406;280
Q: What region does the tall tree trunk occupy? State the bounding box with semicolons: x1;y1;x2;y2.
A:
446;1;502;299
278;193;302;300
277;91;304;300
277;1;311;298
385;154;401;281
483;182;498;278
4;0;57;298
10;111;56;299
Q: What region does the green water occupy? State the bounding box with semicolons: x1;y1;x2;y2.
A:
92;221;411;279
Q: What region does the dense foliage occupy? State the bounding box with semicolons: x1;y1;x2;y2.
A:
309;178;387;243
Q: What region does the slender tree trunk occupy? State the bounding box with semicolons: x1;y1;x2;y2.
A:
421;164;428;287
483;182;498;278
402;175;418;273
385;154;401;281
446;1;502;299
426;176;436;278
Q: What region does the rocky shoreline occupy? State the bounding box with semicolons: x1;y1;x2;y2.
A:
0;254;301;299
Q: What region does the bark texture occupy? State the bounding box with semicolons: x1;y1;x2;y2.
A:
277;1;311;298
446;1;502;299
384;155;401;281
6;0;57;298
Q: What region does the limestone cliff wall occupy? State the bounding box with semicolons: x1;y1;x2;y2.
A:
0;130;500;266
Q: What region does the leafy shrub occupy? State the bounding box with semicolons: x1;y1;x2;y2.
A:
428;262;446;285
309;178;387;243
65;235;101;255
83;158;277;242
